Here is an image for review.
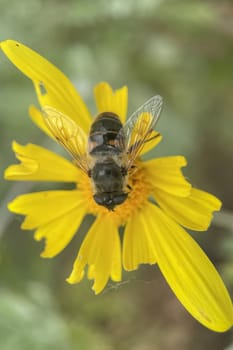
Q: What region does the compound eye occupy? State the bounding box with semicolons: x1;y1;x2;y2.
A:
93;194;104;205
113;193;128;205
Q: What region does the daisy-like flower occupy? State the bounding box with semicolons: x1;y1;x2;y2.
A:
1;40;233;332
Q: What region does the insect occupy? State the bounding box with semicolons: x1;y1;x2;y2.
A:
42;95;163;210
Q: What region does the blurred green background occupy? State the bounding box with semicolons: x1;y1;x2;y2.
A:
0;0;233;349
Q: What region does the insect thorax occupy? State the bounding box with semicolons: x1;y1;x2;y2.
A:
91;158;124;191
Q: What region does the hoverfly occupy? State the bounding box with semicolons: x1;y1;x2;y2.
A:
42;95;163;210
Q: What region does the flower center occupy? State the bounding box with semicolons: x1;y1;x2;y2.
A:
78;160;152;226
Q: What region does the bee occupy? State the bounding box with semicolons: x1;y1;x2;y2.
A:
42;95;163;210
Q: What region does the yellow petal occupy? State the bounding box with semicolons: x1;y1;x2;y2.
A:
5;141;81;182
123;211;157;271
140;131;162;156
94;82;128;122
29;105;55;139
87;265;95;280
154;187;222;231
144;156;191;197
8;190;85;230
87;231;122;283
146;202;233;332
37;205;86;258
67;214;121;294
110;229;122;282
1;40;92;132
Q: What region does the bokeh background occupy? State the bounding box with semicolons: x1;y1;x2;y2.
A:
0;1;233;349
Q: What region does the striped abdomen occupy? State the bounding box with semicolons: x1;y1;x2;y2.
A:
88;112;125;155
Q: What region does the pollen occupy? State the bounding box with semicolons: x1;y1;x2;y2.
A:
77;160;153;226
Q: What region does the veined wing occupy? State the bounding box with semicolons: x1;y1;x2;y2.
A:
42;106;89;173
123;95;163;170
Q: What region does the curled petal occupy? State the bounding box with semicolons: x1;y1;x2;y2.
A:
94;82;128;123
5;141;80;182
67;215;121;294
144;156;191;197
1;40;92;132
146;202;233;332
154;187;222;231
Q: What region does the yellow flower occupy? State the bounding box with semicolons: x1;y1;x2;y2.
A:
1;40;233;332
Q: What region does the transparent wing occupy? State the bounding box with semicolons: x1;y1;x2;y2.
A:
42;106;90;173
123;95;163;169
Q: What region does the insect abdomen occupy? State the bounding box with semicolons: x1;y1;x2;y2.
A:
89;112;124;155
